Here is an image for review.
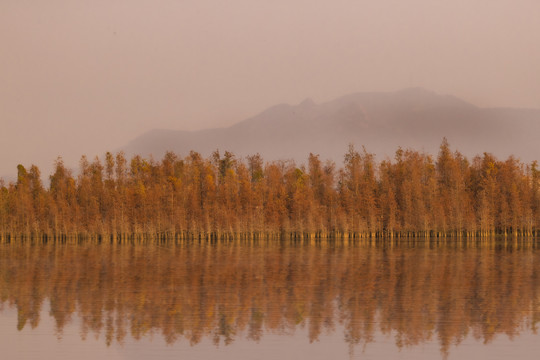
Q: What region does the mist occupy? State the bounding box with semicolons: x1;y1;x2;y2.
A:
1;0;540;179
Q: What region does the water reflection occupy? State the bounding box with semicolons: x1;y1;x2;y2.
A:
1;240;540;357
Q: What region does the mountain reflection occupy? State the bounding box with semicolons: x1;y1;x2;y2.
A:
1;240;540;356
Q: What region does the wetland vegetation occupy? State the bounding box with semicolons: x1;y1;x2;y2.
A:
1;140;539;241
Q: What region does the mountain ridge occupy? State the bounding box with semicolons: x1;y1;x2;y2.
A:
121;88;540;165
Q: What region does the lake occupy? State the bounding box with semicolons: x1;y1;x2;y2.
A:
1;239;539;359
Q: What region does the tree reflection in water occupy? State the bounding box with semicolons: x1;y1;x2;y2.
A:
1;239;540;357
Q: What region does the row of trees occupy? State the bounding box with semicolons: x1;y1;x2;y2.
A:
1;139;539;239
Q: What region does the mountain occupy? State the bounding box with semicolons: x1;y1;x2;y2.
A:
121;88;540;165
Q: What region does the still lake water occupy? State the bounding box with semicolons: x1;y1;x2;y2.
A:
1;239;540;359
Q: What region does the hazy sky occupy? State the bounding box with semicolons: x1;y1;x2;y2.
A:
1;0;540;178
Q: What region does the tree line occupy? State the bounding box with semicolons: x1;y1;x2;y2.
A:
1;139;539;240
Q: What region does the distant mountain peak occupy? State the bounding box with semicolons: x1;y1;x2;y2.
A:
393;87;476;109
121;88;540;166
298;97;316;108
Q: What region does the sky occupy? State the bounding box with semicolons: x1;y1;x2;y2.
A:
1;0;540;179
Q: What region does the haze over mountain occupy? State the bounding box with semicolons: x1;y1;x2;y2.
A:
4;2;540;181
122;88;540;165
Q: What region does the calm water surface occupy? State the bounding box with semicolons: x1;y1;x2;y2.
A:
1;239;540;359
